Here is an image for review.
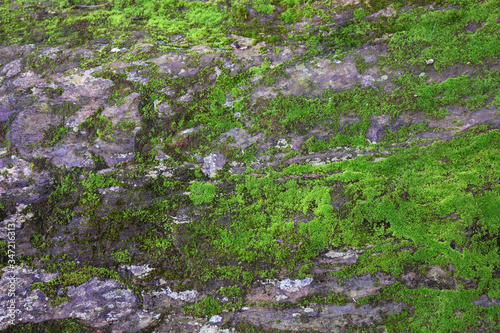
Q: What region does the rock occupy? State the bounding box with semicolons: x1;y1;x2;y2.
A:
1;59;22;77
366;5;397;20
425;266;457;290
0;5;499;331
279;277;313;293
178;92;192;102
176;126;203;137
275;139;288;149
11;71;44;88
0;155;53;206
121;264;154;278
366;115;390;143
149;286;198;302
232;301;404;332
61;67;114;97
200;325;219;333
324;249;359;264
209;314;223;323
472;294;500;307
0;266;159;332
220;128;263;150
202;152;226;178
0;209;34;240
110;48;128;53
156;101;174;117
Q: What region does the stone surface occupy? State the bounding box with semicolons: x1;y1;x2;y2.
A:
0;266;159;332
0;2;498;331
202;152;226;178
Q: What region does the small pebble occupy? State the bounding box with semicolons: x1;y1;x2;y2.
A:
426;59;434;65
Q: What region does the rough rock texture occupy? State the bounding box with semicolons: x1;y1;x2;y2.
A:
0;266;159;332
0;0;499;332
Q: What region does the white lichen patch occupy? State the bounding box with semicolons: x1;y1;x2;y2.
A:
261;279;278;286
121;264;155;278
102;289;131;300
275;139;289;149
326;249;356;258
278;277;313;293
199;325;219;333
151;287;198;302
209;315;223;323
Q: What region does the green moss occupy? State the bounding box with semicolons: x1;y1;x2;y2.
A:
50;102;81;118
111;249;132;265
353;8;370;20
42;122;71;147
355;56;368;75
79;171;122;214
77;106;113;142
8;318;90;333
42;87;65;99
188;181;216;205
182;295;222;318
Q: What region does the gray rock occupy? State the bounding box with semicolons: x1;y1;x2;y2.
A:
220;128;263;150
0;266;159;332
232;301;404;332
279;277;313;293
202;152;226;178
366;115;390;143
472;294;500;307
1;59;22;77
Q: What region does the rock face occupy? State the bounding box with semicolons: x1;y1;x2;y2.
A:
202;152;226;178
0;266;158;332
0;0;499;332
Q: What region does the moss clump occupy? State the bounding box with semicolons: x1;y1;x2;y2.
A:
188;181;216;205
50;102;81;118
42;122;71;147
111;249;132;265
355;56;368;74
77;106;113;142
8;318;90;333
182;296;222;318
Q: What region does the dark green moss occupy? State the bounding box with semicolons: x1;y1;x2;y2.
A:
8;318;91;333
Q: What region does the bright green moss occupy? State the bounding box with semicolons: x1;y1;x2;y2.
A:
188;181;216;205
182;296;222;318
111;249;132;264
